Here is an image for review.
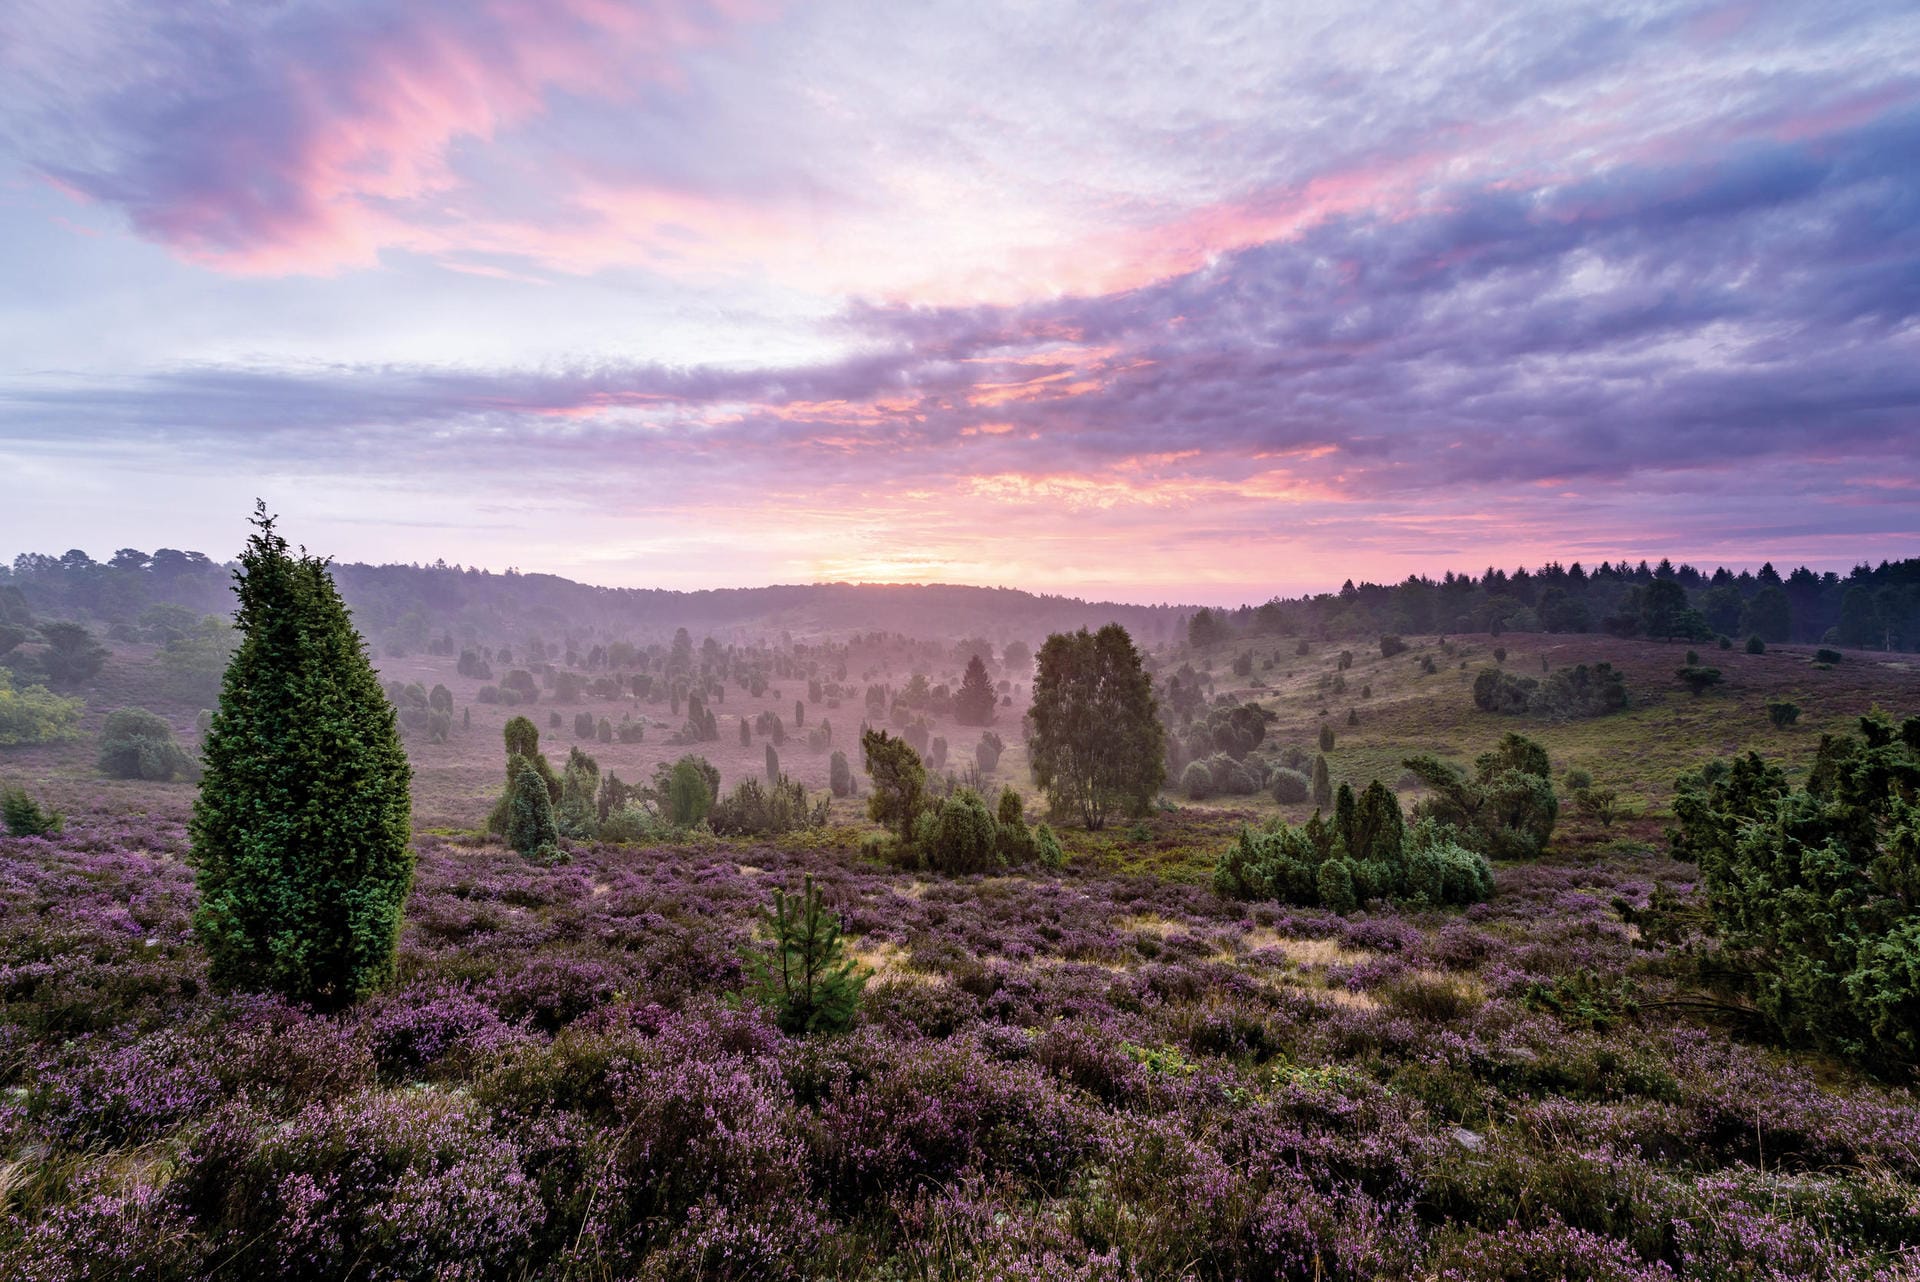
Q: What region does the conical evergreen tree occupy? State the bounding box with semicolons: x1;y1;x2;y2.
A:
506;753;563;863
744;873;866;1035
955;653;997;725
191;505;413;1010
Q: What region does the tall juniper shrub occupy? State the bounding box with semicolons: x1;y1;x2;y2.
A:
190;507;414;1010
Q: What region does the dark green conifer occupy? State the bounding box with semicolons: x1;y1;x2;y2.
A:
743;874;866;1035
191;506;413;1009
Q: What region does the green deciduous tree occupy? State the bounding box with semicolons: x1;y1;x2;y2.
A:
1026;624;1166;830
661;755;717;828
0;668;83;746
191;507;413;1010
35;620;108;687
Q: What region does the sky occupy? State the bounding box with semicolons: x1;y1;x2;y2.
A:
1;0;1916;606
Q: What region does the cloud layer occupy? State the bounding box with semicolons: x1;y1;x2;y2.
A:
1;0;1916;600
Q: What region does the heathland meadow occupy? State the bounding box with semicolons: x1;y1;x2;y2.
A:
2;552;1919;1280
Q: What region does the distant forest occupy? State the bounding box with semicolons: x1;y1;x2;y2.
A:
1188;557;1920;651
4;547;1917;655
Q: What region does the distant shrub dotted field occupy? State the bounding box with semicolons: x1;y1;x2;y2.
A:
2;531;1919;1278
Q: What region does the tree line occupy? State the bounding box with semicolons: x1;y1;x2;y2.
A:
1186;556;1920;651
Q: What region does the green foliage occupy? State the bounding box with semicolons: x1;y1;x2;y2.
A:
1671;714;1920;1067
1574;787;1622;826
33;620;109;687
1213;788;1492;910
1181;760;1213;800
1317;721;1335;753
1026;624;1165;830
97;706;198;781
1270;767;1309;804
861;728;927;841
597;802;671;844
1379;634;1408;658
709;774;831;838
955;653;997;725
1403;732;1558;859
994;786;1037;864
157;616;236;704
1815;648;1844;664
1472;667;1536;714
829;749;853;797
974;730;1005;774
1742;586;1792;643
1032;821;1065;869
506;754;563;863
2;784;63;836
741;874;866;1036
924;787;1001;874
0;667;83;746
661;755;717;828
1475;662;1628;719
488;716;560;835
191;506;414;1011
1310;753;1332;808
1536;662;1629;718
1767;701;1801;729
765;742;780;784
1676;665;1724;696
1746;634;1767;655
1639;578;1714;641
554;746;599;839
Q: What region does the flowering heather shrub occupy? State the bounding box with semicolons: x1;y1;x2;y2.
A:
3;1176;202;1282
173;1089;540;1280
4;801;1920;1277
27;1026;218;1146
364;984;522;1077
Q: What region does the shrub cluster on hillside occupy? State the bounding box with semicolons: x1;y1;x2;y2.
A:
1403;734;1559;860
1668;713;1920;1068
1473;661;1629;719
1214;781;1493;911
0;667;83;746
862;728;1062;874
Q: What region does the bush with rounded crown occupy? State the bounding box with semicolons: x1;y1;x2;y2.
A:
97;707;197;781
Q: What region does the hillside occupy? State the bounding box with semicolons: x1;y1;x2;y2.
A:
3;612;1919;1278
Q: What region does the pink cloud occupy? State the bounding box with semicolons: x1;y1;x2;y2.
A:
69;0;770;274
